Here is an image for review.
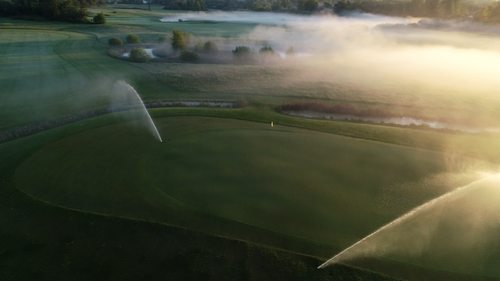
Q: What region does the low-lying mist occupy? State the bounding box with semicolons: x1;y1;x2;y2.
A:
162;11;500;127
158;12;500;275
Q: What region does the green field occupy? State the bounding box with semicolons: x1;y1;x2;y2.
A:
3;5;500;281
3;6;500;130
13;116;460;247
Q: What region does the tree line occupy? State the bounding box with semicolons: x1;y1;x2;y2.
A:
0;0;104;22
160;0;322;12
160;0;500;18
4;0;500;24
334;0;500;23
161;0;500;20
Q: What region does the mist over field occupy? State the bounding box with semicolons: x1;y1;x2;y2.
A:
5;5;500;281
161;11;500;126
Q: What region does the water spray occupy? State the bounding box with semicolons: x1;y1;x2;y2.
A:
318;173;500;269
114;80;163;142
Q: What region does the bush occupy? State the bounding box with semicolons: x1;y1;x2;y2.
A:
93;12;105;24
233;46;251;57
108;38;123;47
126;34;140;44
129;48;150;63
180;51;199;62
259;45;274;54
203;41;217;53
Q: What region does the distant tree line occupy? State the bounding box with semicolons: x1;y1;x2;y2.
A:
333;0;464;18
0;0;105;22
160;0;322;12
334;0;500;23
163;0;206;11
474;2;500;23
160;0;500;15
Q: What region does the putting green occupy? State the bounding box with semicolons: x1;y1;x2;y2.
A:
15;116;467;251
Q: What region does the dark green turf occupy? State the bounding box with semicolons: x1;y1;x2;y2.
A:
0;112;402;281
5;111;500;280
13;114;485;271
2;7;500;280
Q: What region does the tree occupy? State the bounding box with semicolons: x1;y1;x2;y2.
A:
171;30;188;50
108;38;123;46
0;0;14;15
0;0;92;22
334;0;354;14
475;2;500;23
163;0;206;11
252;0;272;11
126;34;140;44
298;0;318;12
93;12;105;24
41;0;60;19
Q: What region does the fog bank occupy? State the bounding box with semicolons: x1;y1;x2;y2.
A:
161;11;500;127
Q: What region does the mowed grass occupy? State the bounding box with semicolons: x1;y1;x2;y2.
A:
3;110;499;280
0;29;81;128
0;26;144;130
3;8;500;132
92;5;256;36
0;117;398;281
14;113;500;279
14;116;472;253
3;9;500;280
0;14;270;131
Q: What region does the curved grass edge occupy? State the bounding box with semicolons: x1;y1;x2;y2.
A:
0;125;397;280
4;114;496;281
